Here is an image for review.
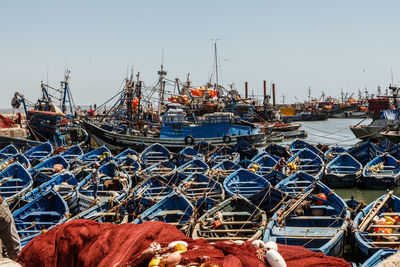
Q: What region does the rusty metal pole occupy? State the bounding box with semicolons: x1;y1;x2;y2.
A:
272;83;276;106
263;80;266;98
245;82;248;98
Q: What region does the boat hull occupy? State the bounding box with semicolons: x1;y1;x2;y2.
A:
84;121;266;151
324;173;360;188
361;175;399;189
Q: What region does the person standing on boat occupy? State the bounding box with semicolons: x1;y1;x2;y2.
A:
91;162;101;200
0;196;20;260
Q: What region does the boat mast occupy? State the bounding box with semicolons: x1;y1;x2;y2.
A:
158;50;167;114
126;70;134;127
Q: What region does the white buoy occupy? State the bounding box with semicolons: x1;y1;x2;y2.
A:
264;241;278;251
232;240;245;245
251;240;264;248
266;249;286;267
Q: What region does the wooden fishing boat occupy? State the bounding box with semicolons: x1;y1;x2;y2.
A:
133;190;194;234
388;143;400;159
176;159;209;179
0;162;33;204
248;154;279;179
208;146;240;167
251;151;271;162
13;190;69;247
60;145;83;162
324;152;362;188
179;146;205;161
24;141;53;163
114;148;139;163
266;132;284;142
379;139;395;151
178;173;224;212
192;195;267;241
77;161;131;206
231;140;258;161
248;187;289;217
140;160;176;180
290;139;324;159
223;169;271;198
348;140;384;166
117;156;141;183
360;249;398;267
0;153;31;170
209;160;241;182
140;143;171;168
286;148;324;178
324;146;346;162
238;158;254;168
283;129;308;139
132;175;173;202
193;141;216;155
22;171;79;203
77;145;111;164
353;191;400;258
362;154;400;189
264;180;350;257
272;122;301;132
276;171;317;196
71;193;127;223
29;155;69;185
264;143;292;160
0;144;19;157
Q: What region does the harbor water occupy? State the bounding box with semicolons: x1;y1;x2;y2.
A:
283;118;400;203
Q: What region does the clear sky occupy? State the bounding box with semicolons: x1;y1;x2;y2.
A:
1;0;400;108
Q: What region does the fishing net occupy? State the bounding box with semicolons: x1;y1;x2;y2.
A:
17;219;350;267
0;114;14;128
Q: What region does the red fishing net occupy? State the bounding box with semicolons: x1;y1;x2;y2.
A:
0;114;14;128
17;220;350;267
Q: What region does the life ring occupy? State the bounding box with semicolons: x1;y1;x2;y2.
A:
184;135;195;145
223;135;231;143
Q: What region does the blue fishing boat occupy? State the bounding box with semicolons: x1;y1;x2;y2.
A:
208;146;240;167
179;173;224;212
264;143;292;161
276;171;317;196
118;156;141;181
60;145;83;162
13;190;69;247
231;140;258;160
223;169;271;198
77;161;130;206
264;181;350;257
0;153;31;169
210;160;242;182
176;159;209;179
71;193;127;222
360;249;398;267
251;151;271;162
24;142;53;163
114;148;139;163
379;139;395;151
77;145;111;164
324;153;362;188
238;158;254;168
0;162;33;203
192;195;267;241
290;139;324;159
353;191;400;258
179;146;204;161
141;160;176;180
193;141;216;155
22;172;78;203
362;154;400;189
324;146;347;162
140;143;171;168
348;140;384;166
286;148;324;178
132;175;173;201
29;155;69;185
388;143;400;159
248;154;279;179
248;187;289;217
0;144;19;158
133;190;194;233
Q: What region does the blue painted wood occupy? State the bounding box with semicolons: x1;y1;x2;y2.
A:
324;152;362;188
24;142;53;162
360;249;398;267
287;148;324;178
223;168;271;198
362;154;400;189
60;145;83;162
0;162;33;202
140;143;170;168
264;181;350;257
